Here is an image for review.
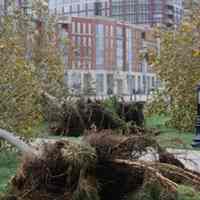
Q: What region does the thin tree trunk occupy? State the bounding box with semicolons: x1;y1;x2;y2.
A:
42;91;62;109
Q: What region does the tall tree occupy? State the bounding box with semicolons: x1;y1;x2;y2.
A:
0;0;65;135
151;9;200;131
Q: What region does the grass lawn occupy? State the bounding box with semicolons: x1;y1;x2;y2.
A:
0;151;19;193
31;121;50;137
145;115;195;149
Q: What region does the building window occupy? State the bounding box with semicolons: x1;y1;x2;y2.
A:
143;75;146;94
88;23;92;34
96;24;105;67
96;74;104;95
88;38;92;46
116;26;123;70
83;73;95;95
107;74;114;95
77;22;81;33
72;22;75;33
127;75;135;94
110;26;114;36
127;29;133;71
117;79;123;95
95;2;102;16
141;32;146;39
137;76;141;93
83;23;86;33
71;72;81;94
64;71;68;86
152;76;155;88
147;76;150;93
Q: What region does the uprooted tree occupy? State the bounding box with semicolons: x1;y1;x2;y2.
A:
43;97;145;136
1;128;200;200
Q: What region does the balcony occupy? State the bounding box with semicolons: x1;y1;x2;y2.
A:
58;16;72;24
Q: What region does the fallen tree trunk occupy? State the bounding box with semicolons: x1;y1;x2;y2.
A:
0;128;38;156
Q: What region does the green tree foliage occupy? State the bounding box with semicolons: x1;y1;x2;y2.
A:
177;185;200;200
127;175;178;200
0;0;65;135
0;16;41;135
148;9;200;131
145;89;169;117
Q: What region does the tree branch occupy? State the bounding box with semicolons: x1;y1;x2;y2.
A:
42;91;62;109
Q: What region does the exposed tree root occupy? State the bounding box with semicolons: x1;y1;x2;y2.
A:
151;162;200;190
113;159;178;193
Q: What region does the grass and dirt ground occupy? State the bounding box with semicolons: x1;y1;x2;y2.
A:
145;115;194;149
0;115;196;194
0;151;19;194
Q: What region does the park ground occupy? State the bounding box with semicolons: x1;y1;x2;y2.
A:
0;115;196;193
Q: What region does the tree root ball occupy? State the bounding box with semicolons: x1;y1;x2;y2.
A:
4;140;99;200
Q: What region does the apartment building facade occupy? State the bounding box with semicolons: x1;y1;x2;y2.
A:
110;0;183;27
49;0;183;27
59;16;157;97
0;0;5;15
0;0;31;16
49;0;111;18
183;0;200;21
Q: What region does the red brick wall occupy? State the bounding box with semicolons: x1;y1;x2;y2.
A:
60;16;154;73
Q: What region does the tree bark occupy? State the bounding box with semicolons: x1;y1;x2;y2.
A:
0;128;38;156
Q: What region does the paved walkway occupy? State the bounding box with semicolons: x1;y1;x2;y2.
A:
140;148;200;172
168;149;200;172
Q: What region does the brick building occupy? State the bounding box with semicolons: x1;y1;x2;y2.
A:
59;16;157;97
48;1;168;98
49;0;183;27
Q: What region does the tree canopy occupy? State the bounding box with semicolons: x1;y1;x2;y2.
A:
0;1;65;135
148;9;200;131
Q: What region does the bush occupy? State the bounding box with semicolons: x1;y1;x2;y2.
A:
177;185;200;200
128;181;176;200
145;89;169;118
